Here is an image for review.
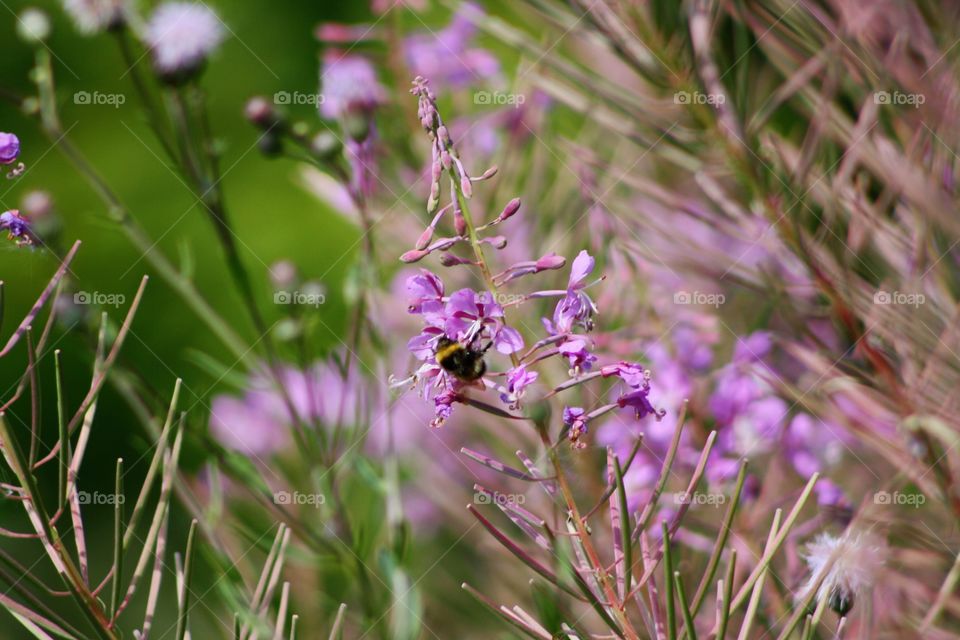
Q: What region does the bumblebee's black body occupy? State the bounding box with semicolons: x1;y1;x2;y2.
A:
435;337;487;381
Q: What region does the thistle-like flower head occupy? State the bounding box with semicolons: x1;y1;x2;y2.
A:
800;529;886;616
320;52;385;120
62;0;125;34
145;2;224;77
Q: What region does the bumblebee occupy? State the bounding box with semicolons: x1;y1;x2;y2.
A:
435;336;488;382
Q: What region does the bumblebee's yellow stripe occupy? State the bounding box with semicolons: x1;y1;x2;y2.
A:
435;342;463;363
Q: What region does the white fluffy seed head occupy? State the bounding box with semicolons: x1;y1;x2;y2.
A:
62;0;125;34
800;529;886;615
145;2;224;76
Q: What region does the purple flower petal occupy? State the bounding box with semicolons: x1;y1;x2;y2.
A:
0;133;20;165
406;269;445;310
494;325;524;354
568;250;595;289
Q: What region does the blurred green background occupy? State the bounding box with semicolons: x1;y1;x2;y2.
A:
0;2;375;637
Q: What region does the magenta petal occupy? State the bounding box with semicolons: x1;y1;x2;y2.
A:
408;330;441;360
568;250;595;288
446;288;478;314
406;269;444;302
0;132;20;165
494;325;524;354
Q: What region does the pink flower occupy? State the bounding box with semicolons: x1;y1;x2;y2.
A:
320;52;385;120
443;288;523;354
406;269;445;314
145;2;224;76
562;406;589;449
558;336;596;371
1;210;34;246
501;364;538;404
404;3;500;89
549;250;599;333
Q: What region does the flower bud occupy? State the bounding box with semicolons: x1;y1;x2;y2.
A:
427;180;441;214
21;190;53;218
244;96;278;128
17;8;50;43
459;174;473;198
63;0;124;34
290;121;310;138
535;253;565;270
415;226;434;250
497;197;521;222
269;260;298;290
310;131;341;160
258;132;283;157
437;125;451;146
343;113;370;142
440;253;471;267
453;209;467;237
476;165;498;180
400;249;429;263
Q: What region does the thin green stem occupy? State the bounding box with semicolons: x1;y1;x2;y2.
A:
110;458;124;619
176;520;199;640
663;522;676;640
114;30;178;160
31;48;251;364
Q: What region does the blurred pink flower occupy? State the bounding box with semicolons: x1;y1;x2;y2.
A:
320;52;385;120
